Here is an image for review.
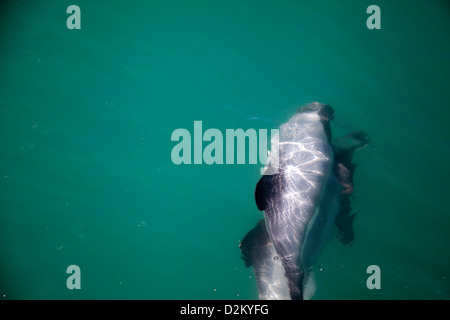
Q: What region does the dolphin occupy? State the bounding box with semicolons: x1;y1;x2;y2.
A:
240;102;369;300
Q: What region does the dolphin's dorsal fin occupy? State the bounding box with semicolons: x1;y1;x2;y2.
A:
255;174;276;211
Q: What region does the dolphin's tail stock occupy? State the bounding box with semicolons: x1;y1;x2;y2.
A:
283;264;304;300
333;131;370;244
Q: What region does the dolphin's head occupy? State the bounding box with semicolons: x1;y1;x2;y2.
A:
298;102;335;122
283;102;334;140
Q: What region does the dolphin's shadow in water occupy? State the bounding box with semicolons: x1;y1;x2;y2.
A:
333;131;371;244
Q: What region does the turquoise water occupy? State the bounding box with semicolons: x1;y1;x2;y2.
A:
1;0;449;299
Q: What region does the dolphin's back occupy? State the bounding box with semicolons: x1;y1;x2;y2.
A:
242;103;369;300
256;110;335;299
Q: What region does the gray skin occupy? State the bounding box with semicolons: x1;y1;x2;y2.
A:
240;102;369;300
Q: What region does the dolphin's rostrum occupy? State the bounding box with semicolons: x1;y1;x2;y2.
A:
240;102;369;300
